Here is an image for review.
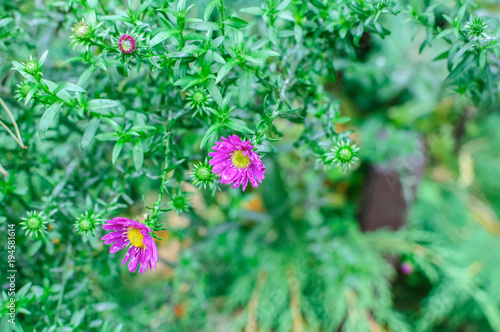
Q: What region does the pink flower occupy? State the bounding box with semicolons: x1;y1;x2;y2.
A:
401;262;414;275
118;34;136;53
209;135;266;191
101;217;158;273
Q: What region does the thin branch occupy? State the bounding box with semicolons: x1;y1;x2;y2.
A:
0;162;8;176
288;267;303;332
0;119;24;147
245;270;268;332
0;97;26;148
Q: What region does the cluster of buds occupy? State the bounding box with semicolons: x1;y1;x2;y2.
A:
324;139;360;172
74;211;100;236
20;211;51;238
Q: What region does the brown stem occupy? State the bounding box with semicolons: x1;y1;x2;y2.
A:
0;98;26;148
244;270;268;332
0;162;8;176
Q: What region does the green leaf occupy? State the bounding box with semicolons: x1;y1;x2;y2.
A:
456;4;467;30
81;118;100;149
95;132;119;141
25;86;38;105
0;18;13;29
112;140;125;164
215;58;238;84
103;118;121;132
150;30;177;47
17;282;32;298
240;7;263;15
204;0;219;21
224;16;249;28
62;82;87;93
225;118;253;134
93;302;118;312
39;50;49;65
88;99;121;110
452;42;473;64
239;71;251;107
207;82;223;107
78;66;96;87
39;102;63;140
201;123;221;149
335;116;351;124
433;50;449;61
177;0;186;11
70;309;86;328
252;49;281;60
276;0;292;11
133;142;144;171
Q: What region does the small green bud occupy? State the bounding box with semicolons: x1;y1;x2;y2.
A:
465;16;488;38
170;193;192;214
186;88;212;116
324;139;360;172
20;211;50;238
16;81;33;101
190;159;218;190
73;22;90;39
24;60;39;75
74;211;99;236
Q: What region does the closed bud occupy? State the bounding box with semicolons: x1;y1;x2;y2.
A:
20;211;50;238
324;139;360;172
74;211;99;236
190;159;218;190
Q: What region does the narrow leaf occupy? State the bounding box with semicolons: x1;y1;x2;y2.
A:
133;142;144;171
239;71;251;107
81;118;100;149
215;58;237;84
39;102;63;140
88;99;121;110
204;0;219;21
201;123;221;149
112;140;125;164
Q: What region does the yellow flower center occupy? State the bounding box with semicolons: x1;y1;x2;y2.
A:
121;39;133;51
127;227;146;249
231;150;251;169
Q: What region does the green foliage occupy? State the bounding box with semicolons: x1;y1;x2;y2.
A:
0;0;499;331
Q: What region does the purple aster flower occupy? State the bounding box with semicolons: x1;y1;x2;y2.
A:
401;262;414;275
118;34;136;53
209;135;266;191
101;217;158;274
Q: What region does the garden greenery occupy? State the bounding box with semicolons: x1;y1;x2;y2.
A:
1;0;500;331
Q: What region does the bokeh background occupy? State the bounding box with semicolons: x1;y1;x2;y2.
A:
1;0;500;331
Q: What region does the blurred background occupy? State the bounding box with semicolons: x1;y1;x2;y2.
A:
1;0;500;331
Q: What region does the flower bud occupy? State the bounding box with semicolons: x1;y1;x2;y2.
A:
73;21;90;39
74;211;99;236
190;159;217;190
324;139;360;172
15;81;33;101
401;262;414;275
20;211;50;238
170;193;192;214
186;88;212;117
23;57;41;77
118;34;137;53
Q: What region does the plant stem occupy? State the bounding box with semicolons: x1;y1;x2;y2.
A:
0;98;26;148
